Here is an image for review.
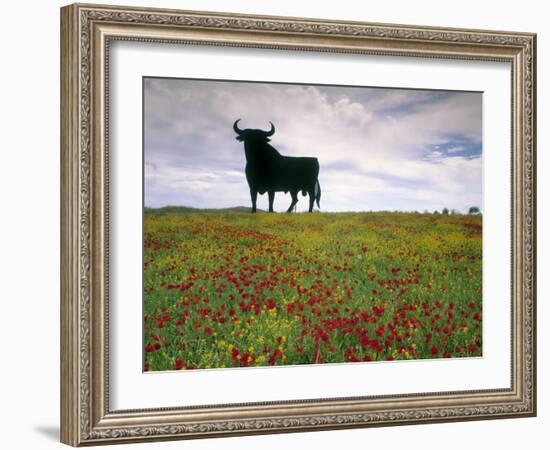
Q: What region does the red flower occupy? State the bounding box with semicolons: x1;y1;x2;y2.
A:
344;348;360;362
175;359;185;370
430;346;439;355
269;348;283;365
240;352;254;367
467;344;478;353
231;348;240;361
145;344;155;353
359;336;383;353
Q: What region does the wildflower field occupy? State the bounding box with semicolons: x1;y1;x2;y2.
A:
143;210;482;371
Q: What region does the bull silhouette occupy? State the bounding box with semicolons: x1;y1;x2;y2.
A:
233;119;321;213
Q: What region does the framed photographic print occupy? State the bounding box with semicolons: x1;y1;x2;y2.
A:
60;3;536;446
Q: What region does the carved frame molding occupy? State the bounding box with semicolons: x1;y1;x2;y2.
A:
61;3;536;446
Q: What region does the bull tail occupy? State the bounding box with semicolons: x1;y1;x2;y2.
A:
314;180;321;209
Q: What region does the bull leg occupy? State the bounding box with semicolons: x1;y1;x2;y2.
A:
250;188;257;213
268;191;275;212
287;191;298;213
308;187;315;212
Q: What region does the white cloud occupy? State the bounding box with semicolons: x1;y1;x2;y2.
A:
144;78;482;213
447;146;466;153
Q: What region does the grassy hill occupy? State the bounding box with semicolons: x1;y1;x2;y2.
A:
144;205;262;214
143;210;482;371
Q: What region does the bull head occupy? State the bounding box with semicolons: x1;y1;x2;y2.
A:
233;119;275;142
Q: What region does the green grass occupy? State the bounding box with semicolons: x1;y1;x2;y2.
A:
143;211;482;371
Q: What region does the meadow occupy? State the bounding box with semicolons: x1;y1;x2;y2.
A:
143;210;482;371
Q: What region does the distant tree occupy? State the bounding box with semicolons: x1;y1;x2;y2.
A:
433;210;440;215
442;208;449;215
469;206;481;215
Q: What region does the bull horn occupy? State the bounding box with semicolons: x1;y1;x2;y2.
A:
265;121;275;136
233;119;244;135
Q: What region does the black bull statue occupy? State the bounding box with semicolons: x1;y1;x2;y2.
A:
233;119;321;213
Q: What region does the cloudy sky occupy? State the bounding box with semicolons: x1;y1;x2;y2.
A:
144;77;482;213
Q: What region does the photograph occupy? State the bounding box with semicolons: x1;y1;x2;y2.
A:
143;77;483;371
58;2;536;445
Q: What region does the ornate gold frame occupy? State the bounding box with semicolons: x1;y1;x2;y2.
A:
60;3;536;446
